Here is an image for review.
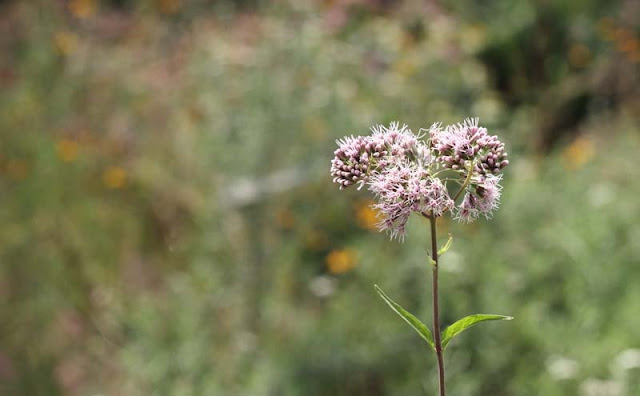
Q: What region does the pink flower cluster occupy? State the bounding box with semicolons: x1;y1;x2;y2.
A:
369;161;454;240
429;118;509;175
331;119;508;239
455;174;503;223
330;122;423;190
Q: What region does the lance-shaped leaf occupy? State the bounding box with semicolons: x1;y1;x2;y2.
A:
442;314;513;350
374;285;435;351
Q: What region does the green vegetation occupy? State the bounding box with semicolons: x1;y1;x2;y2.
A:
1;0;638;394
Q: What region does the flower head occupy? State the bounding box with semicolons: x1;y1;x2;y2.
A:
330;135;374;190
331;118;508;240
370;122;429;165
369;160;453;240
430;118;508;175
330;122;428;190
454;174;502;222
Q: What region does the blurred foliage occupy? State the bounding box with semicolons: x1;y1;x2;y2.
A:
0;0;639;395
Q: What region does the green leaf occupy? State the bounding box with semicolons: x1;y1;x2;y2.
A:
442;314;513;350
437;234;453;256
374;285;435;351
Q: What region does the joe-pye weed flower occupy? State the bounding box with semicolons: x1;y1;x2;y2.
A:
331;118;508;238
330;118;512;396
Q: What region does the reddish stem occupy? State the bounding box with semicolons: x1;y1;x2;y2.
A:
429;216;445;396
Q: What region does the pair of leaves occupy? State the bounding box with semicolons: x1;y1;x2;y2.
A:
374;285;512;352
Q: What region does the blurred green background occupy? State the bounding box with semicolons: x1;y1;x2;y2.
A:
1;0;639;395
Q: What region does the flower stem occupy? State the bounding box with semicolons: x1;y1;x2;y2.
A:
429;216;446;396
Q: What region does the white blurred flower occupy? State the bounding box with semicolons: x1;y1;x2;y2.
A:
234;331;257;354
546;355;579;380
580;378;623;396
613;348;640;371
588;183;615;208
309;275;336;298
441;251;463;274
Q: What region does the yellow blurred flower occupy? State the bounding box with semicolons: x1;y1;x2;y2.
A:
326;249;358;274
392;57;417;78
355;200;379;231
156;0;182;15
563;136;595;171
303;116;327;141
304;230;330;251
597;17;615;41
275;207;295;230
460;24;487;53
568;44;591;68
53;32;79;56
56;139;79;163
103;166;127;189
68;0;96;19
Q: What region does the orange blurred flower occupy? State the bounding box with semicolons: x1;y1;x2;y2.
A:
56;139;79;163
103;166;127;189
617;37;639;54
68;0;96;19
326;249;358;274
563;136;595;171
355;200;379;231
613;27;634;44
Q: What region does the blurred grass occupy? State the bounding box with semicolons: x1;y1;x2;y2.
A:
0;0;639;395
